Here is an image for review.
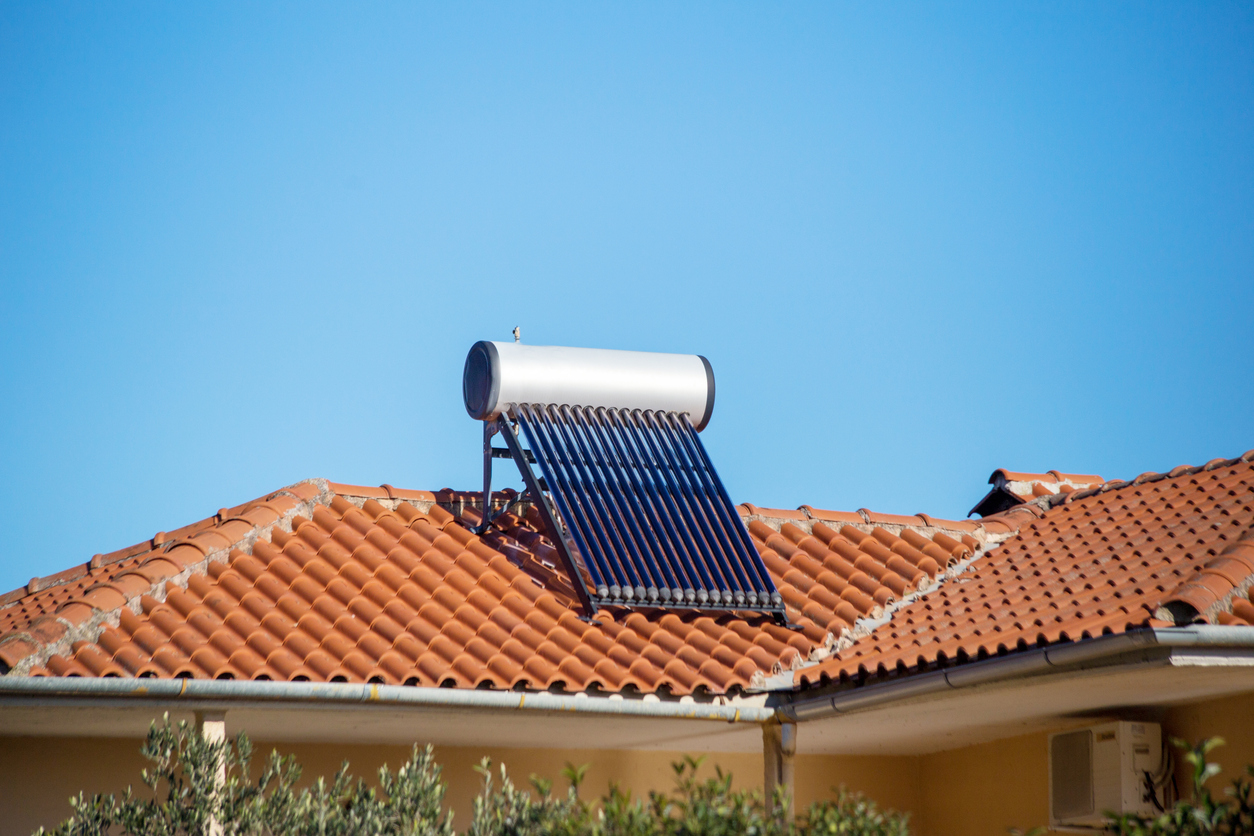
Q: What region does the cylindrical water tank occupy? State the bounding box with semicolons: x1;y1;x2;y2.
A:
463;341;716;430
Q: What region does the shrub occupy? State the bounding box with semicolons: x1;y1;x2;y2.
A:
36;713;454;836
467;760;590;836
653;755;787;836
1106;738;1254;836
36;716;911;836
798;788;910;836
462;755;912;836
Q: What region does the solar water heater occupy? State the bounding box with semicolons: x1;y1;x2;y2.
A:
463;340;786;624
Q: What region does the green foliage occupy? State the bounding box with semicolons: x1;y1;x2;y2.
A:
595;784;654;836
410;749;909;836
1106;738;1254;836
36;715;912;836
467;758;591;836
797;788;910;836
36;713;455;836
651;754;787;836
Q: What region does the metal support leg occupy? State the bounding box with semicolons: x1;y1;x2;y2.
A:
477;421;499;533
497;413;598;618
764;720;796;822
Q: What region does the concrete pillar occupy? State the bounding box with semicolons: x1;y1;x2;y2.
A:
763;720;797;821
195;710;227;836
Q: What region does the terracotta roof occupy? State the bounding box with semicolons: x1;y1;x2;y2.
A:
1217;587;1254;627
7;451;1249;699
0;481;994;695
0;484;323;641
796;451;1254;689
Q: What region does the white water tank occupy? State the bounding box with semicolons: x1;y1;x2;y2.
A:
462;341;716;430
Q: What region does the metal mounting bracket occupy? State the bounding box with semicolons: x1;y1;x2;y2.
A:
490;412;598;618
475;421;502;534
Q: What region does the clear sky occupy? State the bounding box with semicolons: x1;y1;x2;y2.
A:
2;3;1251;594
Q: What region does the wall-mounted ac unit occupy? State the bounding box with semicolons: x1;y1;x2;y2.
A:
1049;721;1164;830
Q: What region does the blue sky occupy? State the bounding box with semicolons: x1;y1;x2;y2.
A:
2;3;1251;593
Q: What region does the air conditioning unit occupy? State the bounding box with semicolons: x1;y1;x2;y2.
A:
1049;721;1164;830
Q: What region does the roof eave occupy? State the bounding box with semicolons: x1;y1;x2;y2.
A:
0;676;773;724
774;625;1254;722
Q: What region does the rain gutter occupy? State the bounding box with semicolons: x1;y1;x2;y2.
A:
0;676;773;724
776;625;1254;722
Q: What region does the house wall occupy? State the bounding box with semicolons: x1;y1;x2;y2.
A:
0;736;152;836
0;735;919;836
4;690;1250;836
913;689;1254;836
1163;690;1254;797
917;730;1051;836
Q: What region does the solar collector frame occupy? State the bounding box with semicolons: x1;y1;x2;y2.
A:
465;341;786;624
492;404;785;622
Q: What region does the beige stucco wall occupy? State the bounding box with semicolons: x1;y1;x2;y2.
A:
0;734;918;836
0;736;152;836
4;690;1251;836
1163;690;1254;793
913;689;1254;836
917;729;1050;836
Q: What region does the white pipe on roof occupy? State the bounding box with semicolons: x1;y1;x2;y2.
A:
0;676;774;723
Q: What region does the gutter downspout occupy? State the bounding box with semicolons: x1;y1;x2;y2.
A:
763;720;796;822
776;625;1254;722
0;676;775;724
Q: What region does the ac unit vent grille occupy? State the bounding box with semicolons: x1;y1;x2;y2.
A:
1051;730;1094;821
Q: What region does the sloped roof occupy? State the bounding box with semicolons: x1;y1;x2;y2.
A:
5;451;1250;700
1218;588;1254;626
0;481;993;695
796;451;1254;689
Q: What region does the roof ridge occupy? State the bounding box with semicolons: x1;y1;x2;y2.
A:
738;503;997;543
1007;452;1254;622
325;482;439;503
1046;448;1254;510
779;532;1000;691
0;480;332;676
0;479;336;608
